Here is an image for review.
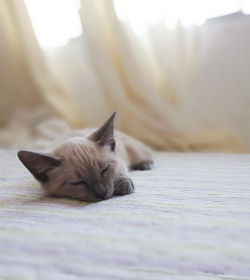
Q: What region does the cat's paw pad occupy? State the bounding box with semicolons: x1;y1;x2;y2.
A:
114;177;134;195
130;161;153;171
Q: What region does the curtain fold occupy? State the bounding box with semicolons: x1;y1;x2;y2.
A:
0;0;82;128
0;0;246;152
79;0;245;151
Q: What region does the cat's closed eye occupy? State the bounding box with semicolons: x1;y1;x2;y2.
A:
101;166;109;176
70;180;88;186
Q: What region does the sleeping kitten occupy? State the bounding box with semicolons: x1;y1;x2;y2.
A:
17;113;153;202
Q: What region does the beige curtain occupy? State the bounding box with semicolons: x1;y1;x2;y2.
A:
0;0;82;128
0;0;245;152
78;0;245;152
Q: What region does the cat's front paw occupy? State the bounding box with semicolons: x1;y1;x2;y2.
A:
114;177;134;196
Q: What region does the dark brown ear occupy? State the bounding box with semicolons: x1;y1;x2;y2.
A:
90;112;116;151
17;151;61;182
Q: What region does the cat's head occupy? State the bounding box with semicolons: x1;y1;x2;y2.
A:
18;112;124;202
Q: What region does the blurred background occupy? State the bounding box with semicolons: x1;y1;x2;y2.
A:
0;0;250;152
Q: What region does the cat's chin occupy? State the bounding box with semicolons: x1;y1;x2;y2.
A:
49;191;114;202
78;196;105;202
80;193;114;202
49;193;102;203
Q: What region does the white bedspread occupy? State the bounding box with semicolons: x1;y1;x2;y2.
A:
0;150;250;279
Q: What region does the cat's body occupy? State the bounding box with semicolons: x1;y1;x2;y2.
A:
18;113;153;202
53;128;153;169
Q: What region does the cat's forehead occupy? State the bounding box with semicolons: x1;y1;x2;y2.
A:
53;137;108;166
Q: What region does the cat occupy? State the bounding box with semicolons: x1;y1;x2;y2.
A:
17;112;153;202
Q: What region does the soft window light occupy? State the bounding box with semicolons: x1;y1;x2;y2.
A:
242;0;250;14
25;0;246;47
114;0;242;33
24;0;82;48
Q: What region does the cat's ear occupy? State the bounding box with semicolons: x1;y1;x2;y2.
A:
90;112;116;151
17;151;61;182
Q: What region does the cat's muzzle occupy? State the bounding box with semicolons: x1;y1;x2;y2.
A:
93;183;108;200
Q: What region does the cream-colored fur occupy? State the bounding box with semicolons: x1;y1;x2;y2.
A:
18;113;153;202
53;129;153;168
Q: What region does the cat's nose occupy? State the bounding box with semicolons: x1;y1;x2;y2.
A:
94;183;108;200
95;190;108;200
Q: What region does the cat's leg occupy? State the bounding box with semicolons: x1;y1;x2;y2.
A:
126;140;154;170
115;131;154;171
122;135;154;171
130;160;154;171
113;176;134;195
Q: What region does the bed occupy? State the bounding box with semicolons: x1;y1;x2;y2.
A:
0;149;250;280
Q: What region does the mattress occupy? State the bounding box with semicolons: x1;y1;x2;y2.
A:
0;149;250;280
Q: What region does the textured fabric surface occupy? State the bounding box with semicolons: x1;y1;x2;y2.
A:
0;149;250;280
